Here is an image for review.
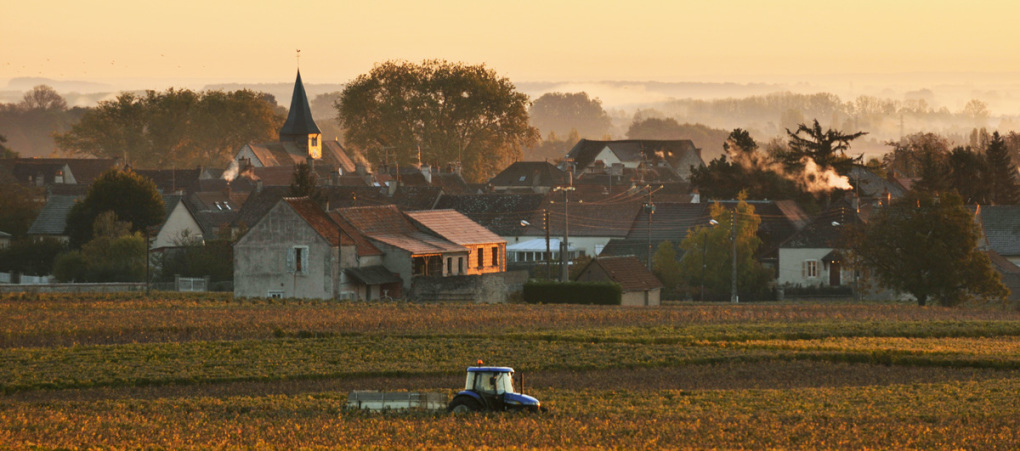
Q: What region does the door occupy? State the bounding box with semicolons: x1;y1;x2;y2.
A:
829;262;841;286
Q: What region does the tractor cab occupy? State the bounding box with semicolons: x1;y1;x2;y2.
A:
448;366;542;413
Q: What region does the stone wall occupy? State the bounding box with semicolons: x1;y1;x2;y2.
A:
0;283;145;294
408;270;528;303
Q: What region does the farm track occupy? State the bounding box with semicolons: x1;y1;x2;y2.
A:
7;360;1015;403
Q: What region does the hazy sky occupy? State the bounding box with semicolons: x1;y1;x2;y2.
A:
5;0;1020;87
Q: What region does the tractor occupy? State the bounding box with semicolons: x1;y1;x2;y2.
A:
447;365;544;413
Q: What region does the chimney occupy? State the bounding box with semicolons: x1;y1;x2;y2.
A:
356;163;367;176
421;165;432;184
256;179;263;193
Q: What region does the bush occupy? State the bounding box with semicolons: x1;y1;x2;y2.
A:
522;281;622;305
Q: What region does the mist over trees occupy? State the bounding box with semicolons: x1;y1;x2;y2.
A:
0;85;85;158
529;92;611;140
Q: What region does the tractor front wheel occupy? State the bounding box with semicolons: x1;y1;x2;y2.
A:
448;396;483;413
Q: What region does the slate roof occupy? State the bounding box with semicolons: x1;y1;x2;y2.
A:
599;238;679;264
0;160;71;186
27;195;80;236
135;168;202;194
779;203;861;249
575;256;663;292
392;186;443;211
489;162;568;188
431;173;471;194
336;205;465;255
346;266;402;285
52;158;119;184
849;167;906;200
626;202;711;243
530;188;644;238
405;210;506;246
978;205;1020;257
433;193;545;236
279;70;321;139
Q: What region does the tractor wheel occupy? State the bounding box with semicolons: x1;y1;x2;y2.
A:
448;396;483;413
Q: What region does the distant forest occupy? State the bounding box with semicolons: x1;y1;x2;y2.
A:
2;80;1017;167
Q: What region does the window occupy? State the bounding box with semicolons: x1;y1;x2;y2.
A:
287;246;309;275
311;136;318;147
477;248;484;268
458;257;464;274
491;246;499;267
803;260;819;279
447;257;452;275
268;291;284;299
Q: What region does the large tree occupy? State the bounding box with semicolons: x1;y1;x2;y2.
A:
55;89;283;168
854;191;1008;306
528;92;611;139
985;131;1020;205
336;60;539;182
0;183;44;238
65;169;165;248
677;195;772;301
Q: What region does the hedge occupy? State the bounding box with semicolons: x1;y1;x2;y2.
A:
522;281;622;305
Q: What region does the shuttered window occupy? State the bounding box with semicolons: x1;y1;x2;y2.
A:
802;260;819;279
287;246;310;275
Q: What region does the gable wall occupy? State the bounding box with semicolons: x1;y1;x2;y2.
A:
234;203;338;299
153;202;204;249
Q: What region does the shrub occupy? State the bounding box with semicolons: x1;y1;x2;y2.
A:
522;281;622;305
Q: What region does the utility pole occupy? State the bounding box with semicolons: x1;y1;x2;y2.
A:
642;185;662;270
553;184;575;282
544;209;551;280
730;210;738;304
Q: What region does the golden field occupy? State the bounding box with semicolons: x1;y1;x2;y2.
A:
2;293;1020;449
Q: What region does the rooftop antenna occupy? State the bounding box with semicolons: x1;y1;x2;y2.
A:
296;49;301;69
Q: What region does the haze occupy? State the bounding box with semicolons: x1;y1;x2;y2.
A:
6;1;1020;86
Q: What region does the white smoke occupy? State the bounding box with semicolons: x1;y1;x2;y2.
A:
798;157;852;193
222;160;239;182
725;138;851;194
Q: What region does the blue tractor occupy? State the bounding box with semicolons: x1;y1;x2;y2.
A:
447;365;544;413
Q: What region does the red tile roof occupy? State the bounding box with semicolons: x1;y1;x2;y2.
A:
336;205;464;255
283;197;349;247
405;210;506;246
577;256;663;292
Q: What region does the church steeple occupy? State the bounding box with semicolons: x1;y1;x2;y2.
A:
279;69;322;159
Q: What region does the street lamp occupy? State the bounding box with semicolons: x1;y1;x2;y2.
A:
552;186;575;282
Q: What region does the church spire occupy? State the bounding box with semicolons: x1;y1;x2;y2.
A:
279;68;322;159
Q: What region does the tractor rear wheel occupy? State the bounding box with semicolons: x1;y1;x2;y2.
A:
448;396;483;413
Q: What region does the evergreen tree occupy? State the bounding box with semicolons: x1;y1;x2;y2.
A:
985;131;1020;204
288;163;325;207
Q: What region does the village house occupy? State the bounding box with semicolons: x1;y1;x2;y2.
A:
574;255;663;306
562;139;705;182
233;197;347;299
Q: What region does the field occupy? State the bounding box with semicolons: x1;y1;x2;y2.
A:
2;293;1020;449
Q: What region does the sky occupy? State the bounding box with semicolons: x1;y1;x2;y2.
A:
4;0;1020;91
